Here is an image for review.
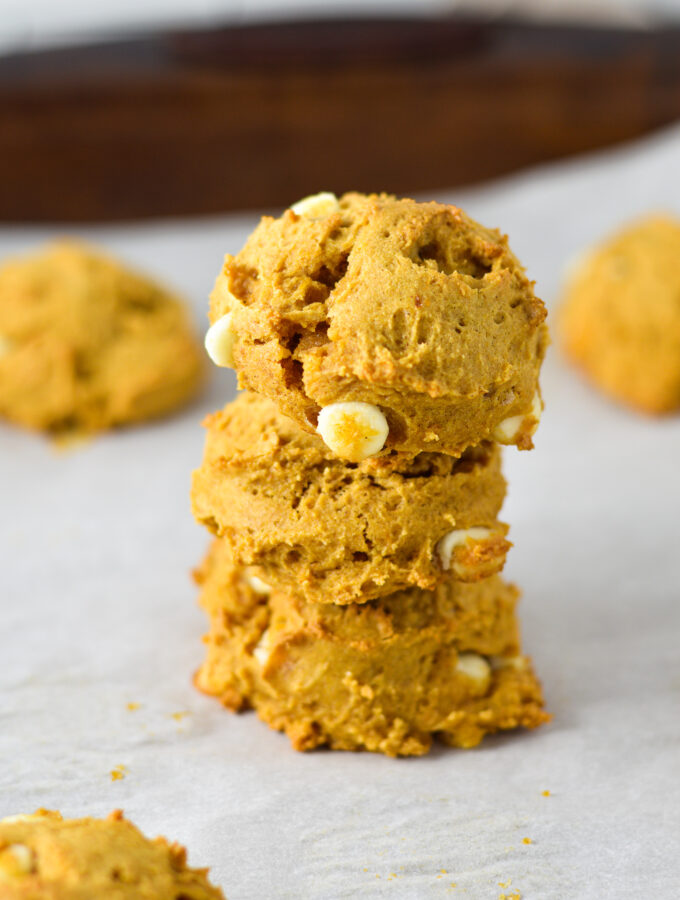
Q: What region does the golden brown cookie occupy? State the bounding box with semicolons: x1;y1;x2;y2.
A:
191;391;511;605
0;240;204;434
194;539;550;757
0;809;225;899
561;215;680;414
206;192;548;459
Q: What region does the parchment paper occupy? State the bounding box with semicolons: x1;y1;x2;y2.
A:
2;124;680;899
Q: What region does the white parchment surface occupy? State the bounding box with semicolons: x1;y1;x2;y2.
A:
2;125;680;899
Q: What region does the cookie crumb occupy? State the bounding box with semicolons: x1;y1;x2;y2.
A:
110;765;127;782
126;702;140;712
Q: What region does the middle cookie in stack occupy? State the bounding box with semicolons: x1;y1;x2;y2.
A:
192;192;550;756
192;392;511;605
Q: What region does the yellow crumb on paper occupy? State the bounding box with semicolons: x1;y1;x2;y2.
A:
522;837;532;845
542;789;551;797
52;431;93;453
110;765;127;781
126;702;140;711
499;892;521;900
171;711;189;722
498;881;511;888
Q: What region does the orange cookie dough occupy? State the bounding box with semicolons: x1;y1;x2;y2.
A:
561;215;680;414
0;809;225;899
206;192;548;459
192;391;511;605
195;539;549;757
0;240;204;434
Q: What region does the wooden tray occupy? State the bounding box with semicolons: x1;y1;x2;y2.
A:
1;16;679;221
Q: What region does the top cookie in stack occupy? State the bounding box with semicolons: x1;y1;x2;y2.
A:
205;192;548;461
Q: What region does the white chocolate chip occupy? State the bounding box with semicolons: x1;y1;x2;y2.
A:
316;401;389;461
7;846;32;873
0;844;34;880
437;527;493;571
245;573;271;595
291;192;340;219
252;629;271;667
493;392;542;443
491;655;528;672
204;314;236;368
455;653;491;688
0;815;37;825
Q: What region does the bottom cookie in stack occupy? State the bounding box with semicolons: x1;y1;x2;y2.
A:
194;539;550;757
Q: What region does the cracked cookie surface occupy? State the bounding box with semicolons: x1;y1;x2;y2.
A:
208;193;548;457
194;539;550;757
0;809;225;899
0;241;204;434
192;391;511;605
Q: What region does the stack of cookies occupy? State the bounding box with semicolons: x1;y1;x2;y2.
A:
192;192;550;756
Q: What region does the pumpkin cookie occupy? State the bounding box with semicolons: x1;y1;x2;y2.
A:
0;240;204;434
192;391;511;605
561;215;680;414
194;539;549;757
205;192;548;459
0;809;225;899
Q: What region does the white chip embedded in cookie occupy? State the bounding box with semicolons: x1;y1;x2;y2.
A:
291;192;340;219
245;573;272;595
436;526;511;581
0;815;39;825
437;527;492;569
491;654;528;671
455;653;491;691
494;392;542;444
316;401;389;461
205;313;236;368
252;629;271;666
0;844;33;879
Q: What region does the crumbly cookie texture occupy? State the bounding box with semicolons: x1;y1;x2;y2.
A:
192;392;511;605
561;215;680;414
0;240;204;434
0;809;225;899
208;192;548;458
194;539;550;757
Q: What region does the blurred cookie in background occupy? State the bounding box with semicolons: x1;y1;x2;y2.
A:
0;809;225;899
0;240;205;436
560;215;680;415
